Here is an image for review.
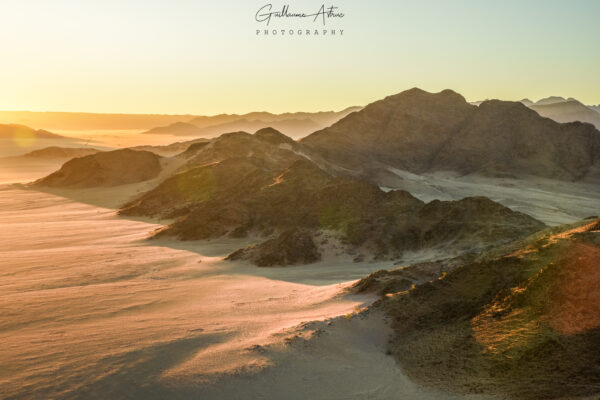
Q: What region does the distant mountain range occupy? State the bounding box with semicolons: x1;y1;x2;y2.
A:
144;118;322;139
474;96;600;129
22;147;101;159
529;97;600;129
0;124;91;157
0;112;191;131
0;124;65;140
143;107;361;139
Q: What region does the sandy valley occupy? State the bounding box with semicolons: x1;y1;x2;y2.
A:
0;184;493;399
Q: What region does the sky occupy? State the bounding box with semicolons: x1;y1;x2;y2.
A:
0;0;599;114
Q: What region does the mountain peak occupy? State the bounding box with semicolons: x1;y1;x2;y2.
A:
535;96;567;106
519;98;534;106
386;88;467;104
254;127;295;145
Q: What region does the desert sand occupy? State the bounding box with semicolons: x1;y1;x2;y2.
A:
0;184;496;399
380;168;600;226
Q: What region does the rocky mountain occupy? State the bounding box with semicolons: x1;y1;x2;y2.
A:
34;149;162;188
22;146;102;159
361;217;600;399
519;98;534;106
533;96;572;106
530;100;600;129
432;100;599;179
121;128;544;266
301;88;600;181
302;88;475;173
33;122;546;266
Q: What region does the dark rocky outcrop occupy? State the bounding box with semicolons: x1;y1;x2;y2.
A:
121;129;545;266
227;228;321;267
301;88;600;180
432;100;600;179
302;88;475;173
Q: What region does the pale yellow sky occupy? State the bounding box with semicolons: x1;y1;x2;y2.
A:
0;0;599;114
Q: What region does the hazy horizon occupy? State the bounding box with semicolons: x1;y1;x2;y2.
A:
1;0;599;115
0;90;597;117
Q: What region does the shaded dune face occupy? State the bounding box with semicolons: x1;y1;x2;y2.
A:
34;149;162;188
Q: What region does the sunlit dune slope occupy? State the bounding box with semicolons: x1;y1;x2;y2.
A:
371;218;600;399
33;149;162;188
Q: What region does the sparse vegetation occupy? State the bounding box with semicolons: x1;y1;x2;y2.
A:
377;219;600;399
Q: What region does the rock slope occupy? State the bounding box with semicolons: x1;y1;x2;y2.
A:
302;88;600;180
121;128;545;266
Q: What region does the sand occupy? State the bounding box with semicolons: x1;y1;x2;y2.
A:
381;168;600;226
0;184;492;399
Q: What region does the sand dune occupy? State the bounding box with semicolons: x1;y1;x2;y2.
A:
0;185;475;399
